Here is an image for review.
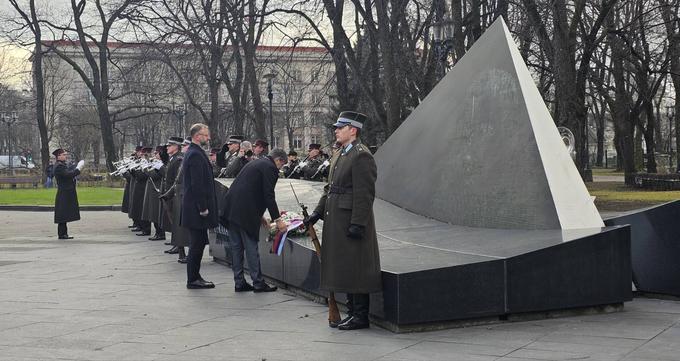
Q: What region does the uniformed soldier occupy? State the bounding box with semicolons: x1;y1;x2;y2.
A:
160;137;192;263
130;147;152;236
141;146;166;241
222;140;252;178
53;149;85;239
299;143;327;181
304;111;381;330
281;150;299;178
217;135;242;167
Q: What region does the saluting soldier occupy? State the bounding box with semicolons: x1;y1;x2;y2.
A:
124;147;142;229
222;140;252;178
216;135;243;177
53;149;85;239
304;111;381;330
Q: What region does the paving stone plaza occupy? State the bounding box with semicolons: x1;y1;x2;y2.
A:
1;210;680;361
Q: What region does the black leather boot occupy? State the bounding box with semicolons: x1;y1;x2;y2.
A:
338;293;369;330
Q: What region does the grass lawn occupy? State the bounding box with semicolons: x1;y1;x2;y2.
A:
587;181;680;211
0;187;124;206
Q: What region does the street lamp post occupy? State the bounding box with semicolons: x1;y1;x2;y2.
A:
173;103;187;137
263;71;277;146
0;112;18;175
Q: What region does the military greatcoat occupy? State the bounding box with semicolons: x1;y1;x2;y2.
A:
53;161;81;224
141;167;164;224
314;140;381;293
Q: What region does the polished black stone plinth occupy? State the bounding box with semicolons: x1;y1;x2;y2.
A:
210;179;632;329
605;200;680;296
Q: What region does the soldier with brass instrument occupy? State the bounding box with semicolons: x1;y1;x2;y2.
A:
141;146;168;241
304;111;381;330
129;147;153;236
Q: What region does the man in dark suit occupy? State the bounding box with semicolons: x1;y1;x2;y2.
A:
181;124;219;289
53;149;85;239
220;149;288;293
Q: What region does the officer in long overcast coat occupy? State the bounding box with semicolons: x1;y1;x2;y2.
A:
305;111;381;331
53;149;84;239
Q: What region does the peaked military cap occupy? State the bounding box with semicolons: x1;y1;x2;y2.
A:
183;136;191;145
52;148;66;157
227;135;244;144
333;111;367;129
167;136;184;146
308;143;321;150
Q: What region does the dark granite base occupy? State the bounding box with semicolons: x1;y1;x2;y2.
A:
210;179;633;328
605;200;680;296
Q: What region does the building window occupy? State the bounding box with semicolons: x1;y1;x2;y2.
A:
294;137;303;149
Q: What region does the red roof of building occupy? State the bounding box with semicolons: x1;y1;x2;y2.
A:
42;40;328;53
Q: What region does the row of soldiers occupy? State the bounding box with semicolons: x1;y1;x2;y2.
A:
120;135;331;262
121;137;191;261
209;136;330;182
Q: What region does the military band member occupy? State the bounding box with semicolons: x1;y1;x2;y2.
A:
252;139;268;159
141;146;167;241
53;149;84;239
124;146;143;229
130;147;152;236
281;150;299;178
300;143;327;181
304;111;381;330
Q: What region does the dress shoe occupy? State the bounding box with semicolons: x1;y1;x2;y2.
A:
235;283;255;292
130;227;141;232
127;225;135;228
136;231;151;236
186;279;215;289
329;315;353;328
164;246;179;254
253;284;277;293
58;235;74;240
149;234;166;241
177;257;187;264
164;241;172;245
337;316;369;330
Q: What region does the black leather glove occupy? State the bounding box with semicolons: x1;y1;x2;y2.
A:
347;224;365;239
303;211;321;227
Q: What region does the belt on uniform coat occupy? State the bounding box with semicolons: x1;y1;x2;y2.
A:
328;185;352;194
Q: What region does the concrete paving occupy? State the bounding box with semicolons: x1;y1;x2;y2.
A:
1;210;680;360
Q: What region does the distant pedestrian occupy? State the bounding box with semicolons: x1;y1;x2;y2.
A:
45;160;54;188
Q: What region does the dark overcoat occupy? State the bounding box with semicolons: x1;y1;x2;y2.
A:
160;154;182;231
170;159;191;246
301;156;326;181
313;141;381;293
222;155;248;178
127;170;136;219
141;167;163;223
220;156;281;238
121;173;131;214
128;169;148;220
54;161;81;224
180;143;218;230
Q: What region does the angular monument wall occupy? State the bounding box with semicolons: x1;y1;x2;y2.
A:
374;18;603;230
